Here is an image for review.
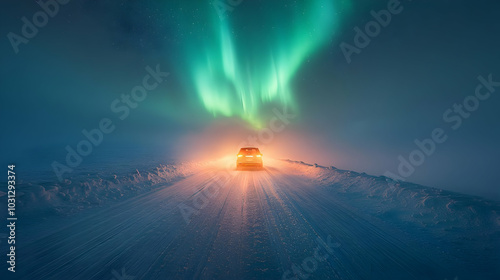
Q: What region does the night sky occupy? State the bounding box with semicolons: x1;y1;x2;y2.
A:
1;0;500;199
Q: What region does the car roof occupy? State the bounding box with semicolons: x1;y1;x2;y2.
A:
240;147;259;149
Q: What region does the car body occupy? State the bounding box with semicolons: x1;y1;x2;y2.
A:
236;147;263;168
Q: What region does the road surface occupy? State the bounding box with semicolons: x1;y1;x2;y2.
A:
15;159;468;279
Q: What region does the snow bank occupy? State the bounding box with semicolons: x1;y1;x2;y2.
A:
13;161;205;216
282;160;500;236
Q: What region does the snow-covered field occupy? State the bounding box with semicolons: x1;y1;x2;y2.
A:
2;161;203;216
1;158;499;279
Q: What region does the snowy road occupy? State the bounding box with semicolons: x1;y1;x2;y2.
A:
15;159;497;279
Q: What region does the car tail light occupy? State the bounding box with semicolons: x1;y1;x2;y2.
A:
237;154;243;157
256;155;262;157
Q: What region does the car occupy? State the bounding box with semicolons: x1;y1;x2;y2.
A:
236;147;263;168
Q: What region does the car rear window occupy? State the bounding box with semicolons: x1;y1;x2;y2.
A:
239;148;260;154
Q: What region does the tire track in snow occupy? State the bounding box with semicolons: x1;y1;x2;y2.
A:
18;159;449;279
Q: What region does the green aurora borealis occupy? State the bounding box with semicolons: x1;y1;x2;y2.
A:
187;0;351;128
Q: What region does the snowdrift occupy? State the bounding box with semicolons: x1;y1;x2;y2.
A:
283;159;500;242
3;161;207;216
